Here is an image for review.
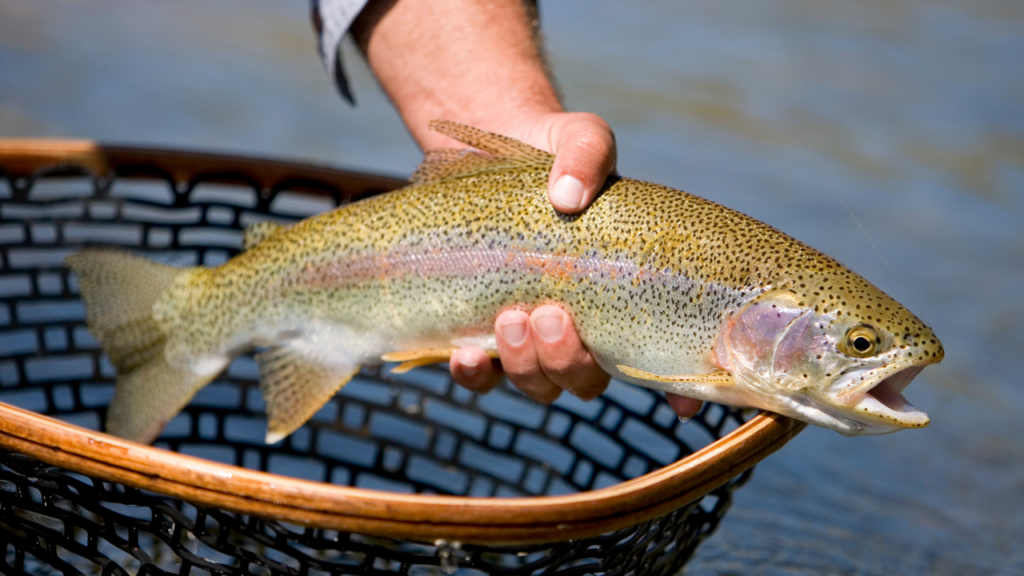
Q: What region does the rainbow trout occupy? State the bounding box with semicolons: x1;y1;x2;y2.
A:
66;121;943;444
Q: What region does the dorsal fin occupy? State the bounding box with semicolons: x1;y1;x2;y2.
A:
242;220;285;251
410;120;555;184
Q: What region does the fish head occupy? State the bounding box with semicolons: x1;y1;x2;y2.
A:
716;273;943;436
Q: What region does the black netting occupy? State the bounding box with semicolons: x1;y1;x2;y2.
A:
0;153;755;575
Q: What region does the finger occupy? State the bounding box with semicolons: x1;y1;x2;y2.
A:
666;393;703;420
529;305;610;400
546;112;617;213
450;346;503;394
495;309;562;403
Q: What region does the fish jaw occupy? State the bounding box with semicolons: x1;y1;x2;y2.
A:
753;360;930;436
733;343;938;435
823;363;931;434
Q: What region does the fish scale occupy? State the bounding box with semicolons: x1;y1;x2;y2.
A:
65;120;943;444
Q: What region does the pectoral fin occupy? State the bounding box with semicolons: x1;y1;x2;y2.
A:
616;365;735;387
382;347;500;374
257;345;359;444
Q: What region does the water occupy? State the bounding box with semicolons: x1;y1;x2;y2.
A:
1;0;1021;573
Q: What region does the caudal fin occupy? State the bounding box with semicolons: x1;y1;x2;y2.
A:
65;250;216;444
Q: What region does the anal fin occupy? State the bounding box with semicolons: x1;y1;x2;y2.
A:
257;344;359;444
617;365;735;387
382;347;499;374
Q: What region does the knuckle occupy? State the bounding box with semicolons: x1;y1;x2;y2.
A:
563;371;611;399
571;387;601;401
526;387;561;404
505;371;560;403
569;129;611;157
543;359;578;376
457;379;488;393
504;363;543;381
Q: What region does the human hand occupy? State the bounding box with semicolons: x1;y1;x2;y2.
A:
451;305;607;404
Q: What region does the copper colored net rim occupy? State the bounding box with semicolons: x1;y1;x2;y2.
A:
0;139;806;546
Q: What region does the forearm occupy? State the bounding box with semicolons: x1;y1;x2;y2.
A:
351;0;562;149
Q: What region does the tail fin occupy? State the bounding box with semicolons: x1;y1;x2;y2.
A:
65;250;217;444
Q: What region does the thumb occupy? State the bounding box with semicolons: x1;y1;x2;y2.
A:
546;113;617;214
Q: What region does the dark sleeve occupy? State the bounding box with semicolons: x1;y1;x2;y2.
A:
311;0;371;104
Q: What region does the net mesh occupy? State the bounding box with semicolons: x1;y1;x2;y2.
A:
0;154;754;575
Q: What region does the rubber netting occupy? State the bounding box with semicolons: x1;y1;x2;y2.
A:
0;156;754;575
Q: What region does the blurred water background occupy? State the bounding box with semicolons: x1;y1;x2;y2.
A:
1;0;1021;574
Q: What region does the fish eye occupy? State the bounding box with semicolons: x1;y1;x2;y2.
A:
841;325;879;358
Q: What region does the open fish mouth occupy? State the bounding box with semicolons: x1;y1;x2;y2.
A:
841;365;930;429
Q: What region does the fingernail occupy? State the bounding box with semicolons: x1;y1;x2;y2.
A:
461;360;479;377
500;318;528;347
551;175;585;211
533;312;563;344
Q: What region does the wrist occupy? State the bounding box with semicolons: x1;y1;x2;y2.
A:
353;0;562;150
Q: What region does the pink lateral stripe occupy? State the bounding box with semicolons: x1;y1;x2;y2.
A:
299;247;649;288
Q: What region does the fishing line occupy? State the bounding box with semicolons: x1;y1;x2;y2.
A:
695;0;928;325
